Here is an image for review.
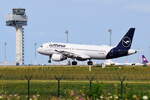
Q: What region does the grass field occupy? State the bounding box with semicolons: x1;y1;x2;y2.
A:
0;65;149;99
0;65;149;81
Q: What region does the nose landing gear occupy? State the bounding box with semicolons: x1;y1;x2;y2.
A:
48;55;52;63
48;59;51;63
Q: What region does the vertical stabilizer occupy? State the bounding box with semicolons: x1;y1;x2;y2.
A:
115;28;135;50
142;55;149;64
106;28;136;59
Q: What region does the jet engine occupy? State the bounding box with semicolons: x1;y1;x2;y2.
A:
51;54;67;61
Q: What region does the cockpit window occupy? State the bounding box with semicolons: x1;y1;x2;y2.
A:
40;45;43;48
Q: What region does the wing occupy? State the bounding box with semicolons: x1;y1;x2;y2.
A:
55;49;90;59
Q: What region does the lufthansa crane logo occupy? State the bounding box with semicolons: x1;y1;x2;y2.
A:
122;36;131;47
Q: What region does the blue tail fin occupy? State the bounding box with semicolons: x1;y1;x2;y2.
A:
142;55;149;64
106;28;135;59
115;28;135;50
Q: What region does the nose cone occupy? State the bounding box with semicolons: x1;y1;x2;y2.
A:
37;47;43;54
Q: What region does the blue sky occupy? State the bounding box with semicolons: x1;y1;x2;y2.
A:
0;0;150;64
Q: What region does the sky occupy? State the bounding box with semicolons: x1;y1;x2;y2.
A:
0;0;150;65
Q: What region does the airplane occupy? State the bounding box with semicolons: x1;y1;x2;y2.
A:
125;55;150;66
102;60;140;66
104;55;150;66
142;55;150;65
37;28;137;65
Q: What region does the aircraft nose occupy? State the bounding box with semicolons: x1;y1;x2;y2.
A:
37;47;43;54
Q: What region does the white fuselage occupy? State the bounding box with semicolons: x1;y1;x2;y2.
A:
37;42;136;60
37;42;113;59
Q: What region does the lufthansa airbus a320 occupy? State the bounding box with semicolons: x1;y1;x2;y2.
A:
37;28;137;65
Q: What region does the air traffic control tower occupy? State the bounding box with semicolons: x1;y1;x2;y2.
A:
6;8;27;65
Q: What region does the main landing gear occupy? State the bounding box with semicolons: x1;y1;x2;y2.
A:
87;60;93;65
72;61;77;65
71;60;93;65
67;60;71;65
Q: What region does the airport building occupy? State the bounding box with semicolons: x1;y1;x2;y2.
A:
6;8;27;65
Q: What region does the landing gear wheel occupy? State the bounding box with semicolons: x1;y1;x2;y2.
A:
87;61;93;65
48;59;51;63
16;63;20;66
72;61;77;65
